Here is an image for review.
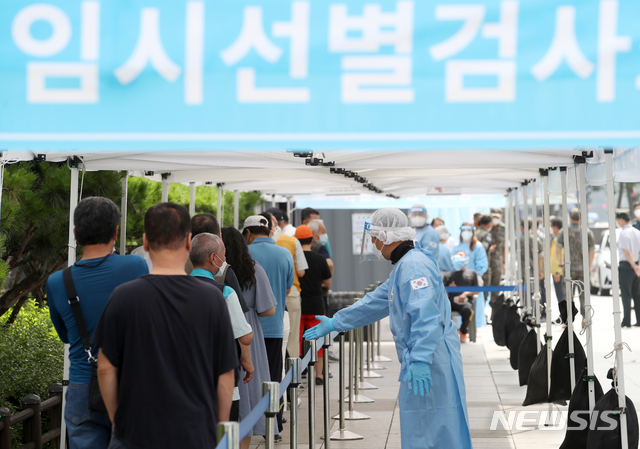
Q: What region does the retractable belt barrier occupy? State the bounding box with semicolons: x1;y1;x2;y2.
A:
445;285;526;293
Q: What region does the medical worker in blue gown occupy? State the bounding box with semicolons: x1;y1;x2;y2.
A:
408;205;440;258
304;208;472;449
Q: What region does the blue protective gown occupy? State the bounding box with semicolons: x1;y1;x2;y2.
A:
451;242;488;276
332;243;472;449
438;243;453;272
413;225;440;258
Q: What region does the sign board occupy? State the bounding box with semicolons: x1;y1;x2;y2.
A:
3;1;640;149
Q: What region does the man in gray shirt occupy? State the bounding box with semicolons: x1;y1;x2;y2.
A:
616;212;640;327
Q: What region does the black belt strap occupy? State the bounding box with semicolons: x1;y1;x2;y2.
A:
62;267;94;358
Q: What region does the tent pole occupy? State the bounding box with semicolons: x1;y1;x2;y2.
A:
504;191;512;297
286;197;292;223
61;165;79;449
120;174;128;255
605;150;629;449
189;182;196;216
577;161;596;413
233;191;240;229
161;178;169;202
560;167;577;392
514;187;524;302
542;170;554;424
217;185;223;225
531;178;541;353
523;182;532;313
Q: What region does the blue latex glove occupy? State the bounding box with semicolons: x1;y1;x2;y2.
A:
407;362;433;397
303;316;334;340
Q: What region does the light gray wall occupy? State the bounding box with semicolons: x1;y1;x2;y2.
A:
294;209;393;292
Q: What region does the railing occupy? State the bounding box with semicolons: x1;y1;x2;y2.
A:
0;384;63;449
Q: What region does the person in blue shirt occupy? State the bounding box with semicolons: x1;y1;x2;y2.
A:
47;197;148;449
304;208;471;449
435;225;454;272
243;214;293;434
408;204;440;257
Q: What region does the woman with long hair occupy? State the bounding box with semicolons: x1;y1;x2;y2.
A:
221;227;277;449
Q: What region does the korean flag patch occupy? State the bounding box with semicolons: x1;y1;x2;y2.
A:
410;277;429;290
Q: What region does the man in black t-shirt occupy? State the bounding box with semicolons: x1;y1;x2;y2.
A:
442;250;479;343
93;203;237;449
296;225;332;385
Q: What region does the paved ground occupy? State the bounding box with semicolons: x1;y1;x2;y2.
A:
247;293;640;448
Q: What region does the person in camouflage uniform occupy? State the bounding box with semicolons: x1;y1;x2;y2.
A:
555;208;595;325
519;219;546;318
489;208;505;318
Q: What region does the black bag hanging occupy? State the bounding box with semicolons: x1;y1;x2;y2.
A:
492;299;510;347
523;343;552;406
504;303;521;344
548;327;587;403
559;366;605;449
508;322;528;370
586;370;639;449
62;267;107;414
518;329;541;386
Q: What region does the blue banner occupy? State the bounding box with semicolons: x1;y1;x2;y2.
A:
2;0;640;149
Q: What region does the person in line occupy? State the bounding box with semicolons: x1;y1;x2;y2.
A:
550;218;566;306
221;227;277;449
489;209;505;319
47;197;149;449
189;232;254;422
443;251;478;343
408;204;440;257
435;225;454;272
632;203;640;232
476;215;496;292
296;225;332;384
265;209;308;359
616;212;640;327
303;208;472;449
282;211;296;236
473;212;482;228
555;208;595;328
188;213;250;313
520;219;546;321
243;215;293;434
94;203;236;449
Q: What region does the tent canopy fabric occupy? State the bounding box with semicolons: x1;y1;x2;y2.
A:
1;148;637;196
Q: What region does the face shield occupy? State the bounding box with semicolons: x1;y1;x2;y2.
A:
407;206;428;228
359;220;417;262
460;225;476;243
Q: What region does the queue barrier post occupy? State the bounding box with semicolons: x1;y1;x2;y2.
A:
286;358;302;449
331;332;364;439
322;335;332;449
354;327;374;402
262;382;280;449
344;328;370;419
304;339;318;448
368;323;386;370
216;422;240;449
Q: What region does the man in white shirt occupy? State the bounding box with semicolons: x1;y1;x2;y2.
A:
616;212;640;327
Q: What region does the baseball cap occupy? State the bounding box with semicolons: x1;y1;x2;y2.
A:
295;225;313;239
244;215;270;228
266;208;284;222
490;207;503;215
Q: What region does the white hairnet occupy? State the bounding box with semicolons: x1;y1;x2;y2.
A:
435;225;449;240
369;208;416;245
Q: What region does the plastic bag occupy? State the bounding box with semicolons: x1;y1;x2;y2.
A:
523;343;552;406
586;377;639;449
559;367;605;449
518;329;541;386
492;299;510;347
508;322;528;370
548;328;587;403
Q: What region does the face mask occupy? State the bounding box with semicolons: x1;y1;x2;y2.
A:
492;218;500;225
410;216;427;227
216;261;228;277
635;209;640;219
461;230;473;242
371;240;384;260
451;255;469;271
272;226;281;242
318;234;328;245
438;232;450;241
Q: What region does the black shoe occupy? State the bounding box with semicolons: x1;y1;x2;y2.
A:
315;377;324;386
622;322;631;328
634;323;640;327
274;434;283;442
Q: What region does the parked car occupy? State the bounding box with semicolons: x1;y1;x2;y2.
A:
590;227;621;296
